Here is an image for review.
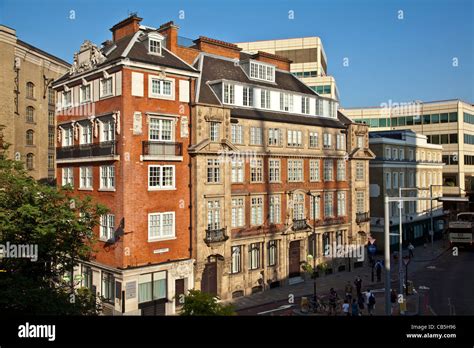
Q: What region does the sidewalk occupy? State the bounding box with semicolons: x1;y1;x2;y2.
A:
230;239;448;314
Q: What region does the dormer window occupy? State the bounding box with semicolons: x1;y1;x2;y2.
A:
149;39;161;55
249;61;275;82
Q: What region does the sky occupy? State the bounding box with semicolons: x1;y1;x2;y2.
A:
1;0;473;107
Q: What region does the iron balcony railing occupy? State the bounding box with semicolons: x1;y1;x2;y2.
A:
142;141;183;157
356;212;370;223
56;141;117;160
204;228;228;244
292;219;308;231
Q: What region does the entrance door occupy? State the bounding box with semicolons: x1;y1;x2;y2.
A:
201;261;218;296
289;240;301;278
175;278;185;307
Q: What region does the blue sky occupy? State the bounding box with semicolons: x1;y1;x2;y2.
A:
1;0;473;107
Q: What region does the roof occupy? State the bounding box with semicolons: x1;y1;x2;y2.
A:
17;39;71;67
337;111;355;125
197;53;317;105
369;130;417;140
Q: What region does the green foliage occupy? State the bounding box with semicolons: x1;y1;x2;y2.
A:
180;290;236;316
0;157;107;315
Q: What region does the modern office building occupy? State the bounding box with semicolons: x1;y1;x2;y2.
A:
0;25;70;181
341;100;474;201
368;130;444;250
236;37;339;100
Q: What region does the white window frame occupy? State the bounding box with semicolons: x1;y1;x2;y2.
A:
337;160;346;181
100;77;113;98
250;127;263;145
287;130;302;147
62;127;73;147
80;123;93;145
242;86;253;107
355;162;364;181
249;61;275;82
148;165;176;190
149;39;162;55
337;191;346;216
323;133;332;149
148;76;174;100
209;121;220;142
269;159;281;183
309;132;319;148
62;167;74;187
324;192;334;217
251;196;264;226
231;246;242;274
149;117;174;142
301;96;310;114
324;159;333;181
268;128;282;146
231;124;243;144
100;214;115;241
310;159;320;182
62;91;72;108
231;157;244;183
260;89;270;109
269;195;281;224
207;159;221;183
223;83;235;104
100;165;115;189
280;93;293;112
148;212;176;242
288;159;304;182
250;158;263;183
79;166;93;189
80;84;91;103
231;197;245;228
100;119;115;142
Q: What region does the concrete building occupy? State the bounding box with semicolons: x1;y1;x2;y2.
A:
236;37;339;100
341;100;474;201
368;130;444;250
0;25;70;181
52;16;199;315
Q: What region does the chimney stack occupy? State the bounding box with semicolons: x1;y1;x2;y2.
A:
253;51;292;71
110;14;143;42
192;36;242;60
158;21;179;53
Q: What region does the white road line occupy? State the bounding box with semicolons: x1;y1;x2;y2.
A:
427;305;437;316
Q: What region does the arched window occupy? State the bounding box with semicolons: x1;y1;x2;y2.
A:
26;82;35;99
26;106;34;122
26;130;34;145
26;153;34;170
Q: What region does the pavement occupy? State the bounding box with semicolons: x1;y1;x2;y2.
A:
230;239;450;316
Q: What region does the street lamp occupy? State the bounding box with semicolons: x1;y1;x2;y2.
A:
306;191;320;307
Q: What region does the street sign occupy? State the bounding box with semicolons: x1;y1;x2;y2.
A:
368;244;377;254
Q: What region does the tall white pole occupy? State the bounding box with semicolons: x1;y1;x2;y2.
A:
430;185;434;250
398;188;403;297
384;195;391;315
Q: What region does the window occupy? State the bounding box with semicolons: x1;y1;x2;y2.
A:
81;123;93;144
81;265;93;290
323;133;332;149
79;167;93;189
268;128;282;146
310;159;320;182
249;61;275;82
268;241;277;266
26;130;34;145
385;172;391;189
399;149;405;160
63;127;73;146
150;78;172;97
337;160;346;181
48;132;55;148
48;88;55;105
207;159;220;183
301;96;310;114
101;272;115;302
356;162;364;181
81;85;91;103
269;159;281;182
250;158;263;182
250;127;263;145
148;212;175;241
309;195;320;219
26;106;34;123
231;198;245;228
336;231;344;246
392;148;398;160
48;111;55;126
308;234;317;258
316;98;323;115
324;192;334;217
101;77;113;97
324;159;333;181
148;165;175;190
323;233;330;256
26;82;34;99
248;243;261;270
101;119;115;142
336;134;345;150
251;197;263;225
100;165;115;189
337;192;346;216
231;246;242;274
260;89;270;109
356;192;365;213
242;86;253;106
62;167;73;186
280;93;293;112
149;117;173;141
138;271;166;304
207;200;221;230
393;172;399;189
288;159;303;182
209;122;220;142
231;124;243;144
26;153;34;170
309;132;319;148
149;39;161;54
48;154;54;169
408;149;414;161
231;158;244;183
269;195;281;224
100;214;115;240
385;147;391;159
293;193;305;220
287;130;302;147
400;172;405;187
63;91;72;108
357;136;364;149
223;83;235;104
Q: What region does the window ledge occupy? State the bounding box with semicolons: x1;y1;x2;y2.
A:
78;188;94;191
148;187;177;191
148;236;177;243
98;188;116;192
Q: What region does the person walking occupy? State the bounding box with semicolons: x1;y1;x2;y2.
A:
342;299;350;316
344;281;353;301
328;288;338;316
367;291;376;316
352;298;359;316
375;260;382;282
408;242;415;258
354;276;362;296
357;292;365;315
390;289;398;315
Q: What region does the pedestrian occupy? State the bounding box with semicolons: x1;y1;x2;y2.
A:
357;292;365;315
342;299;350;316
344;281;353;301
352;298;359;316
390;289;398;315
328;288;338;316
354;276;362;296
408;242;415;258
367;291;376;316
375;261;382;282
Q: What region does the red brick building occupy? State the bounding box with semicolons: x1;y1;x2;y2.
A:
53;16;199;315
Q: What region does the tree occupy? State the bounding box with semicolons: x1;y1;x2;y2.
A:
0;155;107;315
180;290;236;316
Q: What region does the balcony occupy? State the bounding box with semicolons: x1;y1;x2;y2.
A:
204;228;228;245
356;212;370;223
142;141;183;161
292;219;308;231
56;141;118;163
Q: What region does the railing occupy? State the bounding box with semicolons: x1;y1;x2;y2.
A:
204;228;228;244
356;212;370;223
57;141;117;159
142;141;183;157
292;219;308;231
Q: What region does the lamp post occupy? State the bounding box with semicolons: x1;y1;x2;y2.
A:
307;191;320;307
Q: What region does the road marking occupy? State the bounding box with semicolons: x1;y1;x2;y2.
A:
427;305;437;316
257;304;294;315
426;266;436;269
